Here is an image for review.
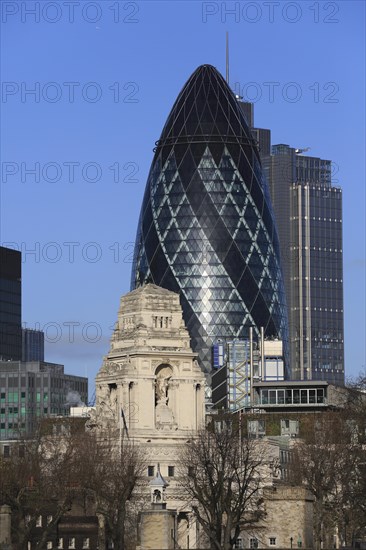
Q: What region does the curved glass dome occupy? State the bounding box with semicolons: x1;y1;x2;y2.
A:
131;65;289;373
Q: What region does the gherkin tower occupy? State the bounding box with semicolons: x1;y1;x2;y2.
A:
131;65;289;374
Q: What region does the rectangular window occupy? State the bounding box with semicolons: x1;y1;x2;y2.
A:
57;539;63;549
261;390;268;404
235;539;243;549
269;390;276;404
36;515;42;527
269;538;276;545
148;465;154;477
68;539;75;549
250;538;258;549
82;539;90;549
3;445;10;458
47;543;53;549
277;390;285;404
317;388;324;403
168;466;175;477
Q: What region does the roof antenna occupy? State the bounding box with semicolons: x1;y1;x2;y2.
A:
226;31;229;84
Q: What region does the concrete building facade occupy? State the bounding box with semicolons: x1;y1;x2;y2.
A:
0;360;88;440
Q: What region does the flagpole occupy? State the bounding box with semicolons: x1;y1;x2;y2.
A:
120;407;123;456
226;31;229;84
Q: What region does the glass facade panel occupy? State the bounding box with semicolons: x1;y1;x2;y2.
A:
261;390;268;404
131;65;288;373
0;247;22;361
317;388;324;403
266;146;344;384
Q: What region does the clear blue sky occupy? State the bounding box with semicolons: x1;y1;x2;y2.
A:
1;1;365;396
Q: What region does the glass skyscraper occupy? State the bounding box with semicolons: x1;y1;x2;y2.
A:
264;145;344;384
131;65;288;373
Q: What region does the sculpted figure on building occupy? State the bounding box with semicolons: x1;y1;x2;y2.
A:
94;283;206;439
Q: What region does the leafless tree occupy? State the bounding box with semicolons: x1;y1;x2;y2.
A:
178;419;266;550
77;429;146;550
289;410;366;549
0;421;86;550
0;422;146;550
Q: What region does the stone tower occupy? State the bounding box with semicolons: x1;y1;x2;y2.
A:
95;283;205;438
94;284;206;546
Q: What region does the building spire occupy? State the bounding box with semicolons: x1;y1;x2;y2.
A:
226;31;229;84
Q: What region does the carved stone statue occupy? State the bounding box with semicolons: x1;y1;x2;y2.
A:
154;365;172;407
154;365;177;430
153;489;162;503
156;376;170;405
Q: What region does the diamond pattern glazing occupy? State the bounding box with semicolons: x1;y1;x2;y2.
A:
131;65;289;373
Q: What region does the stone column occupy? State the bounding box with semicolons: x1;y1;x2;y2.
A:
169;380;179;425
137;505;177;550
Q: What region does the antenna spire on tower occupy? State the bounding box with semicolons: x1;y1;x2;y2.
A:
226;31;229;84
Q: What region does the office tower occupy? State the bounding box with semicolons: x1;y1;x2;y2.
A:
130;65;289;374
237;101;271;156
22;328;45;362
212;337;284;411
236;100;344;384
0;246;22;361
0;360;88;440
265;145;344;384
